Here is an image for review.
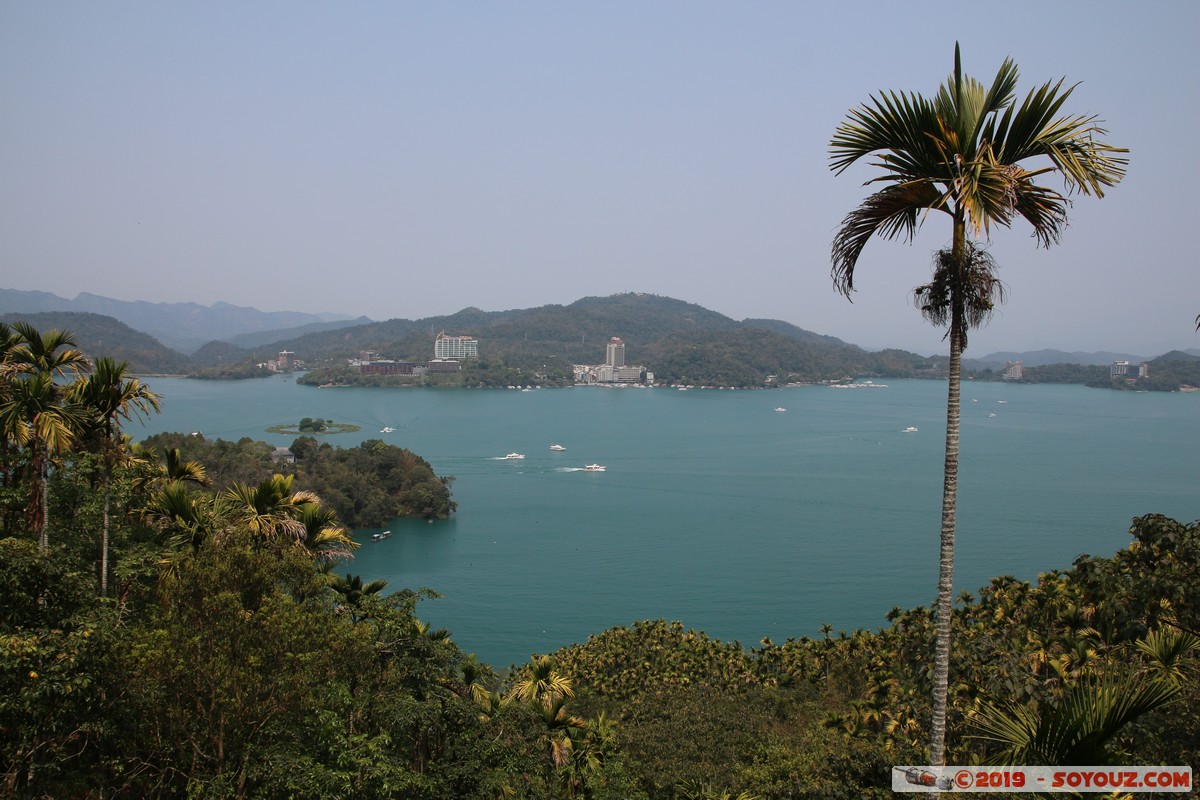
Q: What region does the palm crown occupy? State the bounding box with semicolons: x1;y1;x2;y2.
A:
829;44;1128;296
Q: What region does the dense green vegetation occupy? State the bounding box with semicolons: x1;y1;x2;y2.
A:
2;322;1196;799
140;432;455;527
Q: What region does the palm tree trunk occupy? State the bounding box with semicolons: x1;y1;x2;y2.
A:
33;440;49;550
929;222;966;768
101;468;111;596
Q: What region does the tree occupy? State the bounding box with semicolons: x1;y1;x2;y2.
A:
75;358;160;595
828;44;1127;766
221;473;320;545
330;573;388;623
0;323;90;548
295;501;358;565
970;668;1181;766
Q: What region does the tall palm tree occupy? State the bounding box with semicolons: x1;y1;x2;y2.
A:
75;357;160;595
829;44;1127;766
0;323;91;549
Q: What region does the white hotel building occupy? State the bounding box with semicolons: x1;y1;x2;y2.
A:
434;331;479;360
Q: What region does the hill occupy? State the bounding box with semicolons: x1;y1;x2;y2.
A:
0;288;365;354
269;293;942;387
0;311;191;374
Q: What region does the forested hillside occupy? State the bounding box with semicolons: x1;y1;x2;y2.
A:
0;312;190;374
286;293;944;388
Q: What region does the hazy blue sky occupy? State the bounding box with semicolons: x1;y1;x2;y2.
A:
2;2;1196;356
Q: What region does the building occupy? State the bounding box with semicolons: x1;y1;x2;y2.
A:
351;356;463;377
605;337;625;367
434;331;479;361
1111;360;1149;380
263;350;303;372
574;335;648;385
1003;361;1023;380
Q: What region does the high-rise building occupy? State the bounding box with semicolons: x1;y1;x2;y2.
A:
605;337;625;367
434;331;479;360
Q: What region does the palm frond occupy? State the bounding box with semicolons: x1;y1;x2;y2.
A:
830;90;943;179
831;181;947;296
994;79;1129;196
972;669;1180;765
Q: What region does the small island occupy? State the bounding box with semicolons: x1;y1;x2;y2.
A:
266;417;361;436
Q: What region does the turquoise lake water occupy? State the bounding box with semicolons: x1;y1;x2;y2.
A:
131;376;1198;667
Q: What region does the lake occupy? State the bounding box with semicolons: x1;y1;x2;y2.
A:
131;376;1198;667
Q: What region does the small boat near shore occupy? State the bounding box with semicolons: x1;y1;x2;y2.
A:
371;530;392;541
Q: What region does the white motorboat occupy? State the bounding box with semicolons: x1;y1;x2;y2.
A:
583;464;606;472
549;444;566;451
502;453;525;460
903;427;918;433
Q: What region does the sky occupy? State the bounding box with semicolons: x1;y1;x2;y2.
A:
2;2;1197;357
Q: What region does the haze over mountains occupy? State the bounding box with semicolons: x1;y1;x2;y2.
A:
1;288;1193;375
0;289;369;354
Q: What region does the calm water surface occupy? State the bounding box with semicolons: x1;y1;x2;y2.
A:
132;376;1198;666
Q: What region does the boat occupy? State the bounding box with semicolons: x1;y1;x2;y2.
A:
549;444;566;451
380;426;395;433
583;464;606;472
502;453;525;460
903;427;918;433
774;407;787;412
371;530;392;541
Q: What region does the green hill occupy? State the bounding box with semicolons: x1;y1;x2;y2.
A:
0;311;190;374
269;293;941;387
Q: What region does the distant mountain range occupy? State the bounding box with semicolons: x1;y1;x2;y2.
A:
2;289;1197;382
0;288;370;353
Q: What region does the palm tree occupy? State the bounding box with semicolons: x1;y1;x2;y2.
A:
970;668;1180;765
75;357;160;595
162;446;209;486
145;479;215;555
829;44;1126;766
509;654;575;708
295;501;358;564
221;473;319;545
0;324;91;548
533;694;586;800
330;573;388;623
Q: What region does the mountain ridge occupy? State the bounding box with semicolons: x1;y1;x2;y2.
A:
0;288;366;354
3;288;1196;372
